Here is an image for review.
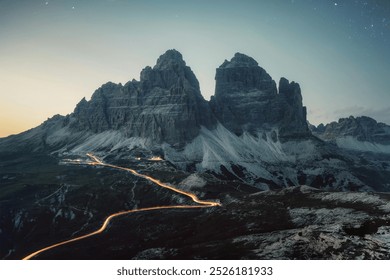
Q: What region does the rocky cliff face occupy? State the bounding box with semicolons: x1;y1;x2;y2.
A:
71;49;214;146
277;77;309;139
210;53;310;139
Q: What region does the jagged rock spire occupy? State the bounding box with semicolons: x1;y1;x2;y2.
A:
154;49;186;70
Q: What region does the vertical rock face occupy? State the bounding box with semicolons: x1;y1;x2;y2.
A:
210;53;277;135
73;83;120;133
277;78;310;139
215;53;277;95
71;49;214;146
210;53;310;139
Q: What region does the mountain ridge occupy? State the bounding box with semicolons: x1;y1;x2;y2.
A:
310;116;390;154
0;49;310;149
1;49;389;191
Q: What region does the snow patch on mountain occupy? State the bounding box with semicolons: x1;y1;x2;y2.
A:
69;131;149;153
164;123;320;181
336;136;390;154
61;122;331;188
317;192;390;212
178;174;207;191
164;124;287;178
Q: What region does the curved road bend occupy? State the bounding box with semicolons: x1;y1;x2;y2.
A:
23;153;221;260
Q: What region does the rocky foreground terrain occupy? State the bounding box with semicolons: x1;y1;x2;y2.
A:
39;184;390;260
1;153;390;260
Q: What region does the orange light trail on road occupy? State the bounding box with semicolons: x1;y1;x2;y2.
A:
22;153;220;260
149;156;163;161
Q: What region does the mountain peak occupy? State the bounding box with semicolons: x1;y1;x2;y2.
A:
154;49;186;70
220;52;259;68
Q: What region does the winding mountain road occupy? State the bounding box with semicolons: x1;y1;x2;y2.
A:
22;153;221;260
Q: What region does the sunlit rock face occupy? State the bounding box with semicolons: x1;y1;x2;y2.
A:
72;49;214;146
210;53;310;139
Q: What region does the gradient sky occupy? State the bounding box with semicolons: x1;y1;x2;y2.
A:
1;0;389;137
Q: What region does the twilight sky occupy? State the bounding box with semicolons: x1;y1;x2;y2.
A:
0;0;389;137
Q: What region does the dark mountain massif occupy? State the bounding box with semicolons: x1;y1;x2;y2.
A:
72;50;214;146
1;49;389;191
211;53;309;138
1;50;390;260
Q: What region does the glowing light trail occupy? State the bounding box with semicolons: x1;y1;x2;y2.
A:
23;153;220;260
149;156;163;161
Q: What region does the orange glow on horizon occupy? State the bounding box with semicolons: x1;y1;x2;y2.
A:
0;116;33;138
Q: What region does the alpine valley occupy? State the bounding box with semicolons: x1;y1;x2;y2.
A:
1;50;390;260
